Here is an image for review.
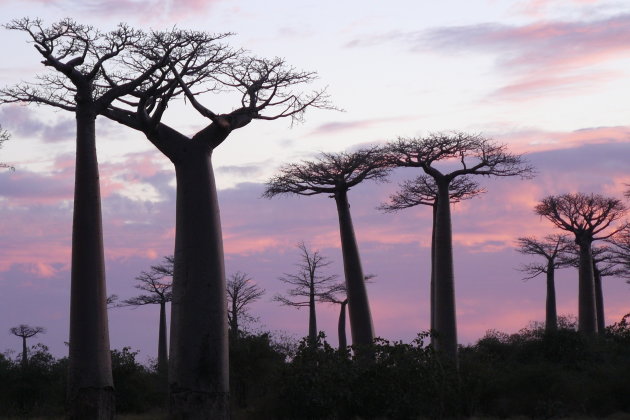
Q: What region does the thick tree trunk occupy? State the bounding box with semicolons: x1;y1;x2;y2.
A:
158;301;168;378
21;337;27;368
593;264;605;335
308;285;317;344
430;203;437;347
577;239;597;334
545;261;558;332
168;146;229;419
338;300;348;350
334;190;374;347
67;108;115;419
433;181;458;364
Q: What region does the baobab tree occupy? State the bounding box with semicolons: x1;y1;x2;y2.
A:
385;133;533;363
119;255;173;377
608;226;630;279
0;19;169;417
265;148;389;347
535;193;627;334
0;125;13;170
273;242;342;345
101;34;329;418
380;174;483;342
226;272;265;339
9;324;45;367
515;234;572;332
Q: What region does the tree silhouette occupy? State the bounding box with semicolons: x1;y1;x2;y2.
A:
535;193;627;334
226;272;265;339
273;242;342;345
119;255;173;377
101;31;329;418
385;133;533;363
0;19;169;417
0;125;13;171
608;226;630;280
265;148;389;347
9;324;45;367
515;234;572;332
380;174;483;343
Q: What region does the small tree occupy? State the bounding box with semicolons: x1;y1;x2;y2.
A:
226;272;265;338
515;234;572;332
265;148;389;347
380;174;483;342
274;242;343;345
608;226;630;280
535;193;627;334
119;256;173;377
385;133;533;363
0;125;13;171
9;324;45;367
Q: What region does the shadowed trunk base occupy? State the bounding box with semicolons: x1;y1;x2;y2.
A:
169;389;229;419
67;387;115;420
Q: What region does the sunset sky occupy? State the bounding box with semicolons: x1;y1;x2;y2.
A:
0;0;629;362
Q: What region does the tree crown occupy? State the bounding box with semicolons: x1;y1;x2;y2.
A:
9;324;46;338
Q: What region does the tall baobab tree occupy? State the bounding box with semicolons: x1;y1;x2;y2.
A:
385;133;533;363
119;256;173;377
0;125;13;171
265;148;389;347
101;34;329;418
274;242;342;345
226;272;265;339
9;325;45;367
0;19;169;418
380;174;483;343
515;234;572;332
535;193;627;334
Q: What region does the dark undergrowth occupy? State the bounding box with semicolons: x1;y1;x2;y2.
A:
2;314;630;419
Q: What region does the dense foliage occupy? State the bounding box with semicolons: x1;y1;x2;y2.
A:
2;316;630;419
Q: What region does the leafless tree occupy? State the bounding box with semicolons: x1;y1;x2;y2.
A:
0;19;170;417
380;174;483;343
119;255;173;377
99;34;329;417
560;243;625;334
226;271;265;338
535;193;627;334
385;132;533;363
608;226;630;280
274;242;343;345
0;125;13;171
265;148;389;348
9;324;45;367
515;234;572;332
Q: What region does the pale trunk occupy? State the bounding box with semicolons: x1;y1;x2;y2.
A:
169;145;229;419
67;106;114;419
158;301;168;378
545;261;558;332
593;263;605;335
334;190;374;347
308;284;317;344
338;300;348;350
433;180;458;364
577;239;597;334
21;337;27;368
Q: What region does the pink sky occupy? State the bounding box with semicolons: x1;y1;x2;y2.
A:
1;0;629;361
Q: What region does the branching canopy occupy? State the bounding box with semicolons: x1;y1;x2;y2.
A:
607;226;630;280
119;255;173;307
226;271;265;327
0;125;13;171
9;324;46;339
559;243;625;278
264;147;390;198
515;234;572;280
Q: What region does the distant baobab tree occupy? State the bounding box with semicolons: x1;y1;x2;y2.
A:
536;193;628;334
515;234;572;332
608;226;630;280
119;255;173;377
0;125;13;171
265;148;389;348
0;19;171;417
385;133;534;363
101;33;329;417
561;244;624;334
273;242;342;345
9;324;45;367
380;174;483;343
226;272;265;339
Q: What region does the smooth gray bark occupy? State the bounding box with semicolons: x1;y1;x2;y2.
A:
334;190;374;347
593;263;605;335
545;261;558;332
577;239;597;334
433;180;458;363
158;301;168;377
338;300;348;350
67;107;114;419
